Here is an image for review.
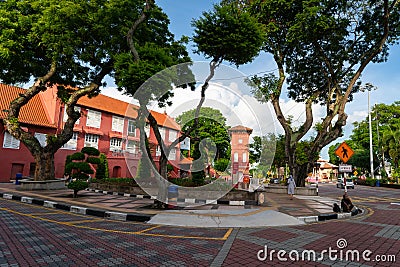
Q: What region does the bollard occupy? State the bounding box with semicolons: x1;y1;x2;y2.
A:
167;185;179;208
15;173;22;185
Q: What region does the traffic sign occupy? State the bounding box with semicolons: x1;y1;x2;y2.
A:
335;142;354;163
339;164;352;172
353;170;358;176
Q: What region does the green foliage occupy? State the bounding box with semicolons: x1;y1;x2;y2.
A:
70;162;94;174
64;155;72;174
192;2;264;65
70;152;85;161
64;162;74;175
135;155;152;179
86;157;101;165
72;172;89;180
190;141;206;186
67;180;89;197
96;153;109;179
81;147;100;156
176;107;230;160
214;158;229;172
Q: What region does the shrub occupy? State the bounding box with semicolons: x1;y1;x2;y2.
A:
68;180;89;198
70;152;85;161
81;147;100;156
71;162;94;174
87;157;101;164
72;172;89;180
96;153;109;179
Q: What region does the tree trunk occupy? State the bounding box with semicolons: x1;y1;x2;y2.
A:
34;152;55;181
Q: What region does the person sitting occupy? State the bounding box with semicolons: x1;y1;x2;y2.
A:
341;193;354;212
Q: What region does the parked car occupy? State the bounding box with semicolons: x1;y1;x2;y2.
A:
336;178;355;189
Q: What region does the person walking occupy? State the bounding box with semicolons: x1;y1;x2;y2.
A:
287;175;296;200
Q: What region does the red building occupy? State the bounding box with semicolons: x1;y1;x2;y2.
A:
0;84;181;182
229;125;253;185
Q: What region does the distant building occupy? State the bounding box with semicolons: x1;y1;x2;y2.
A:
228;125;252;185
0;84;180;182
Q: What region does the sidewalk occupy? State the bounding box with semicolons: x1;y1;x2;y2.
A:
0;183;360;227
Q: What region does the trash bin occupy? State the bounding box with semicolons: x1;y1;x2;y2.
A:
167;185;179;208
376;180;380;187
15;173;22;185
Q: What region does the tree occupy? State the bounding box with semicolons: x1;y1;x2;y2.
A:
65;147;100;198
176;107;231;161
242;0;400;185
0;0;157;181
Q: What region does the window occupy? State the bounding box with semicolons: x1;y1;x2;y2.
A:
159;127;166;140
127;120;136;136
62;132;78;150
238;138;243;144
110;137;122;151
63;106;81;124
84;134;99;149
168;130;177;142
86;109;101;128
3;132;20;149
34;133;47;147
112;116;124;132
233;152;239;162
168;148;176;160
145;124;150;137
242;152;247;163
156;146;161;156
126;140;137;154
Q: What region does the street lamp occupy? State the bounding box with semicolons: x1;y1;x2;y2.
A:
360;83;377;180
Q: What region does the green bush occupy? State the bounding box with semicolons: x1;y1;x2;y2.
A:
81;147;100;156
365;178;376;186
64;162;74;175
70;152;85;161
72;172;89;180
96;153;109;179
68;180;89;198
71;162;94;174
86;157;101;164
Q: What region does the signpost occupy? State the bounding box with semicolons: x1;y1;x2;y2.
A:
335;142;355;193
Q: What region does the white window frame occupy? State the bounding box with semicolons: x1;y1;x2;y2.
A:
159;127;166;141
3;132;20;149
156;146;161;156
127;120;136;137
126;140;137;154
110;137;122;151
86;109;101;128
112;116;124;133
34;133;47;147
238;138;243;144
242;152;247;163
84;134;99;149
144;124;150;137
62;132;78;150
63;106;81;124
168;148;176;160
234;152;239;162
168;130;177;142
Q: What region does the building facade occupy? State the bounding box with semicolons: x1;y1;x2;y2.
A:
229;125;253;184
0;84;181;182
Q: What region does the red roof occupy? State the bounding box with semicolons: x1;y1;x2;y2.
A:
0;83;180;130
0;84;56;128
228;125;253;134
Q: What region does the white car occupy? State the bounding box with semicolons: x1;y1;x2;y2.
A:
336;178;355;189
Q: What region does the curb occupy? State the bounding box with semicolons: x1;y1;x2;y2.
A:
297;209;363;223
0;192;152;222
86;188;258;206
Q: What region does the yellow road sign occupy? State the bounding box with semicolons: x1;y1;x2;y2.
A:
335;142;354;163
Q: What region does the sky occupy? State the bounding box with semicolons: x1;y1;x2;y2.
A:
102;0;400;160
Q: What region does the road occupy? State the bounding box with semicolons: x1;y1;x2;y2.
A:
0;184;399;266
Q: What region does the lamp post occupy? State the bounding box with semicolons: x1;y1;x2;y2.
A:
360;83;377;180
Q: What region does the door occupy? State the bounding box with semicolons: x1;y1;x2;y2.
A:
11;163;24;180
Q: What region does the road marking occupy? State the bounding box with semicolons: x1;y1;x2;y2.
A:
0;204;232;240
391;203;400;206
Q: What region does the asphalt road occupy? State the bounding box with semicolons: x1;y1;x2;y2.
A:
0;184;399;266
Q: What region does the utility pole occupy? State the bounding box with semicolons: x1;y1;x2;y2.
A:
360;83;377;180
